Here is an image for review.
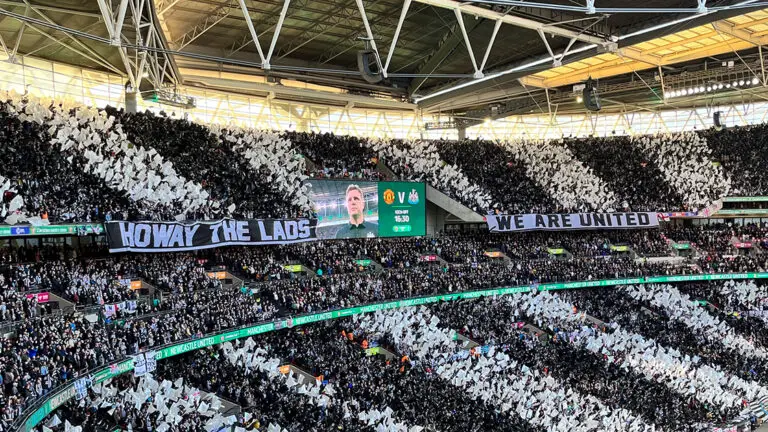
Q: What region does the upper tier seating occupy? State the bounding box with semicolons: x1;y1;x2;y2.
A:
0;92;759;224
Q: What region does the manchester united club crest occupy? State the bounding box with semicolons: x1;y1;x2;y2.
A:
383;189;395;205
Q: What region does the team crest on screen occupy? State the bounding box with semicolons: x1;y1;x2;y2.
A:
408;189;419;205
383;189;395;205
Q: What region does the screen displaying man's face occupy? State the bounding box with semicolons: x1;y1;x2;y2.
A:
346;188;364;218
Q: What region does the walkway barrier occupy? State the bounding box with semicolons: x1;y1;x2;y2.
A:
16;271;768;431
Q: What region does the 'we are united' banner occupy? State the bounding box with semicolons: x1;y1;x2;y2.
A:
106;219;318;252
486;212;659;233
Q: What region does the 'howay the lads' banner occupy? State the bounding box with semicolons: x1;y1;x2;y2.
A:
106;219;318;252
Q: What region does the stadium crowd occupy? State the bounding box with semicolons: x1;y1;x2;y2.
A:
4;92;768;223
40;373;257;432
38;280;768;432
0;225;764;431
153;324;518;432
4;92;768;431
284;131;385;181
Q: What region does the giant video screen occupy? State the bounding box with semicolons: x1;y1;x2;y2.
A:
307;180;426;239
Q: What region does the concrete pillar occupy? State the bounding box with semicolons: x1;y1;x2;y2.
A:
426;201;448;235
457;127;466;140
125;89;138;113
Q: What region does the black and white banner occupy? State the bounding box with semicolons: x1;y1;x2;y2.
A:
133;350;157;377
133;353;147;377
486;212;659;232
106;218;318;253
145;350;157;375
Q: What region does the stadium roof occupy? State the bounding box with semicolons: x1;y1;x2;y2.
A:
2;0;768;119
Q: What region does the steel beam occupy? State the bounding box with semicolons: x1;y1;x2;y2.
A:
21;1;124;76
454;8;480;76
97;0;137;87
96;0;116;38
181;70;416;109
0;0;101;17
354;0;381;71
24;20;105;57
617;47;662;66
735;15;768;29
226;0;310;58
171;0;234;50
265;0;290;66
0;30;8;58
383;0;410;77
237;0;266;65
145;0;181;85
642;30;721;54
413;1;763;106
464;0;763;15
156;0;183;16
24;23;123;75
314;1;430;65
114;0;130;44
479;19;502;72
410;0;606;44
537;28;556;64
660;37;754;63
712;20;766;45
275;0;358;59
408;18;482;94
9;6;26;60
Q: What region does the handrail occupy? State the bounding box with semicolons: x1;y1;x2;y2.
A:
15;271;768;432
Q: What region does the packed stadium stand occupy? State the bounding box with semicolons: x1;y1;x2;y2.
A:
5;89;768;431
6;1;768;432
0;92;758;224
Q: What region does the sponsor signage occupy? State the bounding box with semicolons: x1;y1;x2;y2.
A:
0;224;104;237
715;209;768;215
547;248;565;255
658;211;697;218
483;251;503;258
25;292;49;303
283;264;303;273
487;212;658;233
207;272;227;280
420;254;439;262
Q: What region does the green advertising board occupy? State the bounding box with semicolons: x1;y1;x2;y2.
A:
672;242;691;250
610;245;630;252
283;264;303;273
21;271;768;432
377;181;426;237
0;224;104;237
547;248;565;255
355;259;372;267
722;196;768;202
715;209;768;215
